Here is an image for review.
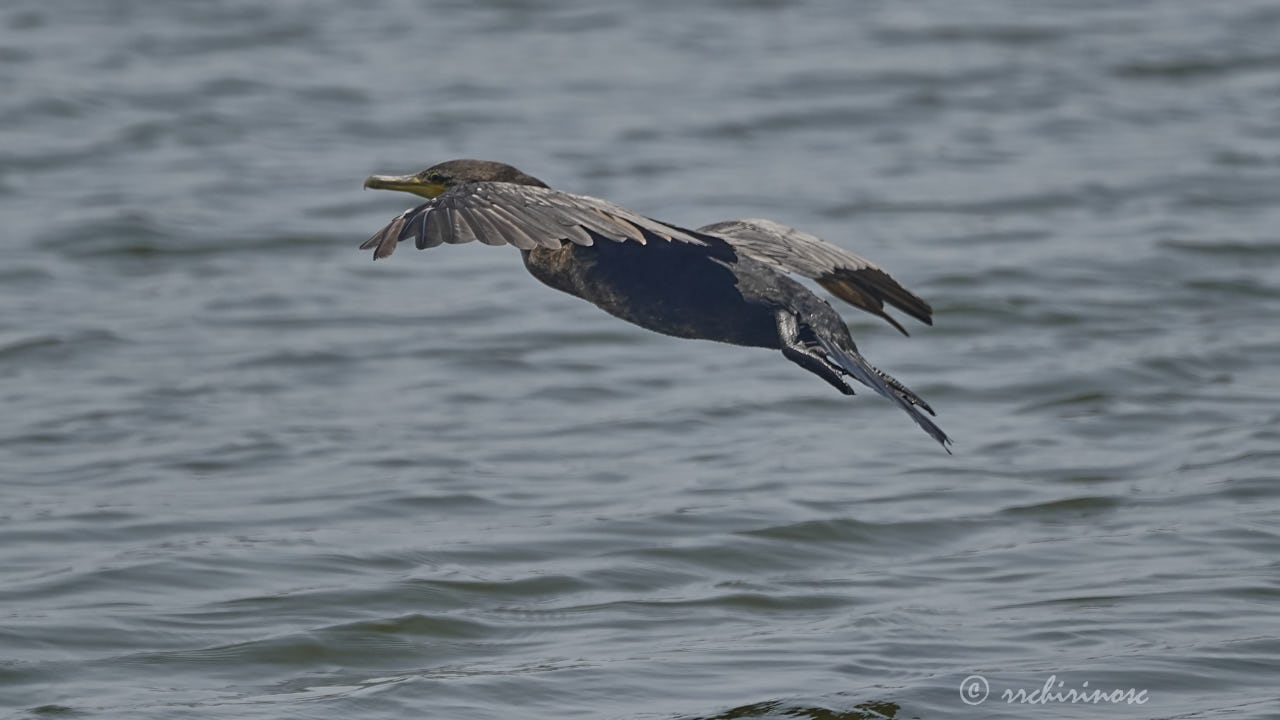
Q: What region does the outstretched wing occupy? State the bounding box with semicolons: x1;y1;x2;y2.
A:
699;218;933;336
361;182;709;260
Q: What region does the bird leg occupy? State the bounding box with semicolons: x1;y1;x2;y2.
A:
776;311;855;395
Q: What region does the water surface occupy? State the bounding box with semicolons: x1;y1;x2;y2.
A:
3;1;1280;718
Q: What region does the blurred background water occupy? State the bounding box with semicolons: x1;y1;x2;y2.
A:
3;1;1280;718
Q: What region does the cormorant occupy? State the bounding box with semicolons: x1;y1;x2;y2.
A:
362;159;950;450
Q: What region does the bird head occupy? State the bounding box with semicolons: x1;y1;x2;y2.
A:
363;159;548;198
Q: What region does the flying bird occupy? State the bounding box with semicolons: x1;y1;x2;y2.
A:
362;159;950;450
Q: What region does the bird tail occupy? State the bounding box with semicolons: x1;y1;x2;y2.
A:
815;334;952;452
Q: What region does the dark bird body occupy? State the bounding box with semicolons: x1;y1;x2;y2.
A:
362;159;951;450
524;236;778;348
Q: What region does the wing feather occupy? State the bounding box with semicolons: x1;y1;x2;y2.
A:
483;202;567;248
422;208;450;248
460;205;530;250
360;206;415;259
362;182;706;259
399;207;427;249
699;217;933;335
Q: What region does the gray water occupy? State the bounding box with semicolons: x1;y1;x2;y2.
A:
3;1;1280;718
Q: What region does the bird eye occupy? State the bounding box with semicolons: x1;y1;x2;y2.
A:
424;172;445;184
